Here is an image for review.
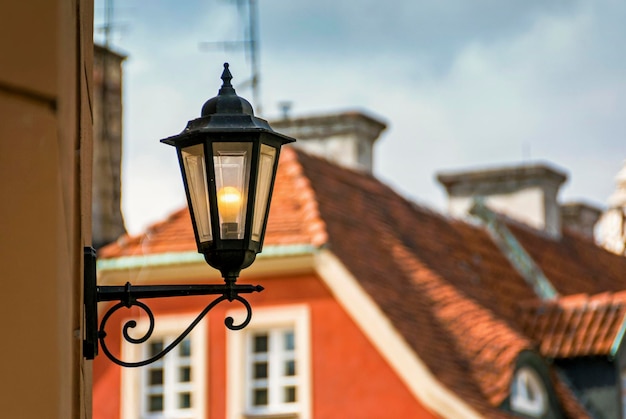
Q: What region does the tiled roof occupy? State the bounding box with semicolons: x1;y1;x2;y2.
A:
509;221;626;296
387;235;532;407
292;150;626;417
100;147;626;418
519;291;626;359
292;151;542;417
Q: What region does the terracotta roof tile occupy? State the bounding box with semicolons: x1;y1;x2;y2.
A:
518;292;626;359
387;234;532;406
508;222;626;296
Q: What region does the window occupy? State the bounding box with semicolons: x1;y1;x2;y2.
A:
510;366;548;418
121;315;206;419
247;328;298;413
142;337;195;418
228;305;310;419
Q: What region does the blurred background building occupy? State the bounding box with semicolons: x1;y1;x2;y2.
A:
93;44;126;249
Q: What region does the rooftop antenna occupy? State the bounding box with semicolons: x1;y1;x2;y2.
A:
199;0;262;114
95;0;129;48
278;101;292;120
104;0;113;48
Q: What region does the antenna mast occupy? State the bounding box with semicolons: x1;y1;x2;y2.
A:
103;0;113;48
248;0;261;114
199;0;262;114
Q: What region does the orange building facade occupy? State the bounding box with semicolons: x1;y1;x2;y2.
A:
93;267;437;419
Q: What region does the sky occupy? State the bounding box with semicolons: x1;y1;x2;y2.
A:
95;0;626;235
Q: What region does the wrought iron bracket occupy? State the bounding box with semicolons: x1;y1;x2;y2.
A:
83;247;263;367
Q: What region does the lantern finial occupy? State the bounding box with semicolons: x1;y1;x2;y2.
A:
200;63;253;115
218;63;235;96
221;63;232;87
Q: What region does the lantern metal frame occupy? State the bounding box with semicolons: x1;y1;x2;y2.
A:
83;64;295;367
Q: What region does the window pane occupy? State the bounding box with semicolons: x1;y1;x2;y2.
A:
213;142;252;240
253;362;268;379
148;395;163;412
149;340;164;357
179;338;191;357
179;366;192;382
253;388;268;406
253;334;268;353
181;144;212;242
149;368;163;385
284;386;297;403
284;360;296;376
178;392;192;409
251;144;277;241
284;330;295;351
246;328;300;411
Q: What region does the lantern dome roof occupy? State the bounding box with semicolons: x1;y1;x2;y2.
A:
201;63;254;117
160;63;294;150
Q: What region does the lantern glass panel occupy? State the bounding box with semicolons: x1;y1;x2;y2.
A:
252;144;277;241
181;144;212;242
213;142;252;239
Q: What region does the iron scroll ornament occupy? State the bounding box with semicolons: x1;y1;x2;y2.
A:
83;247;263;367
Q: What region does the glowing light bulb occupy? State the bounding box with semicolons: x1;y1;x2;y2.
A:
217;186;243;224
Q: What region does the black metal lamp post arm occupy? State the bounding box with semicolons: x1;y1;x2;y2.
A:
97;289;260;368
83;247;263;367
97;282;263;303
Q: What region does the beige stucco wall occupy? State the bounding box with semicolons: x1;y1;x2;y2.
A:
0;1;93;418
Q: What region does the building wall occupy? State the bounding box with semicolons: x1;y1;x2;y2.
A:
437;163;567;238
0;1;93;418
92;273;436;418
449;187;547;231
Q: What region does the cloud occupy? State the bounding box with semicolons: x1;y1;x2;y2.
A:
371;1;626;207
260;0;583;72
97;0;626;233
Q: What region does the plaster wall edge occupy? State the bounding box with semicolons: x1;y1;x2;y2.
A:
314;249;484;419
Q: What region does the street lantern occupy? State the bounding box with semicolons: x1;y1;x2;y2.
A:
161;63;295;282
83;63;295;367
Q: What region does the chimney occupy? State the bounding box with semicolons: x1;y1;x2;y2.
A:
92;45;127;248
560;202;601;240
270;111;387;173
437;163;567;238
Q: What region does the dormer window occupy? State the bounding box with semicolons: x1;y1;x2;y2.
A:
511;366;548;417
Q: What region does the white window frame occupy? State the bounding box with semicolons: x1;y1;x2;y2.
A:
246;327;298;415
121;314;207;419
510;366;547;418
227;304;311;419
